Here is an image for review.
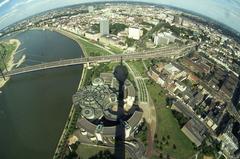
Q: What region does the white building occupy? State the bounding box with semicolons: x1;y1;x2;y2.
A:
100;18;109;36
88;6;94;13
85;32;100;41
220;132;239;157
158;13;167;20
144;19;159;26
219;124;239;158
154;32;176;45
128;27;143;40
99;34;126;49
124;84;135;109
165;15;174;24
95;124;104;142
123;122;131;138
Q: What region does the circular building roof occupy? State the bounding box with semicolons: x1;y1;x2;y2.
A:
73;85;117;120
81;107;95;119
73;76;137;124
92;78;104;86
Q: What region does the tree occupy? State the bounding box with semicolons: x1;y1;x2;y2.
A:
159;146;163;151
173;144;177;149
89;150;114;159
162;136;166;142
171;110;190;127
110;23;127;35
142;28;148;36
125;37;135;47
91;24;100;33
159;153;163;158
64;151;78;159
167;154;170;159
166;97;175;106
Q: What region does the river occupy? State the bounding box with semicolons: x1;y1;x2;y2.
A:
0;29;83;159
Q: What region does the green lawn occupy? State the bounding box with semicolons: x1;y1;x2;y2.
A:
0;41;17;70
154;108;196;159
96;40;123;54
197;152;218;159
83;62;120;86
146;80;167;107
128;60;147;77
146;80;196;159
77;38;110;56
143;60;152;70
107;45;123;54
76;144;110;159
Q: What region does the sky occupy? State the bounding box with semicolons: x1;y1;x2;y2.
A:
0;0;240;32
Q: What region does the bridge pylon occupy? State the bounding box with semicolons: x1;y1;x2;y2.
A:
87;62;90;67
0;68;6;81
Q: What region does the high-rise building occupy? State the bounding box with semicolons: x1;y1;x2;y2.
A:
154;32;176;45
88;6;94;13
100;18;109;36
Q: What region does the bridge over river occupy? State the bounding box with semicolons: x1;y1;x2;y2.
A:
1;43;196;77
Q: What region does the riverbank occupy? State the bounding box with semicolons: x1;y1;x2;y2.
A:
52;28;88;158
45;28;89;88
0;39;21;88
0;29;85;159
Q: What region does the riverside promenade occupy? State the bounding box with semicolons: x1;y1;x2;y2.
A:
52;30;88;159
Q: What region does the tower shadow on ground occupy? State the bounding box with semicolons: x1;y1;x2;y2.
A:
113;59;128;159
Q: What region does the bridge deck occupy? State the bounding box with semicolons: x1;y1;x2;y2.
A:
3;44;195;77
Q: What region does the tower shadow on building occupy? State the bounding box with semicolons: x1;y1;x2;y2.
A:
113;58;128;159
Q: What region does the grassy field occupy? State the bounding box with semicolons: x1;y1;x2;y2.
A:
0;42;17;70
146;80;167;107
77;38;110;56
153;108;196;159
146;80;196;159
128;60;147;77
107;45;123;54
83;62;120;86
69;31;123;55
76;144;110;159
143;60;152;70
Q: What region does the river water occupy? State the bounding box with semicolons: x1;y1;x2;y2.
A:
0;30;83;159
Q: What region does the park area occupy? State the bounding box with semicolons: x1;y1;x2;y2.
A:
146;80;196;159
76;144;113;159
0;40;18;70
77;37;110;56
